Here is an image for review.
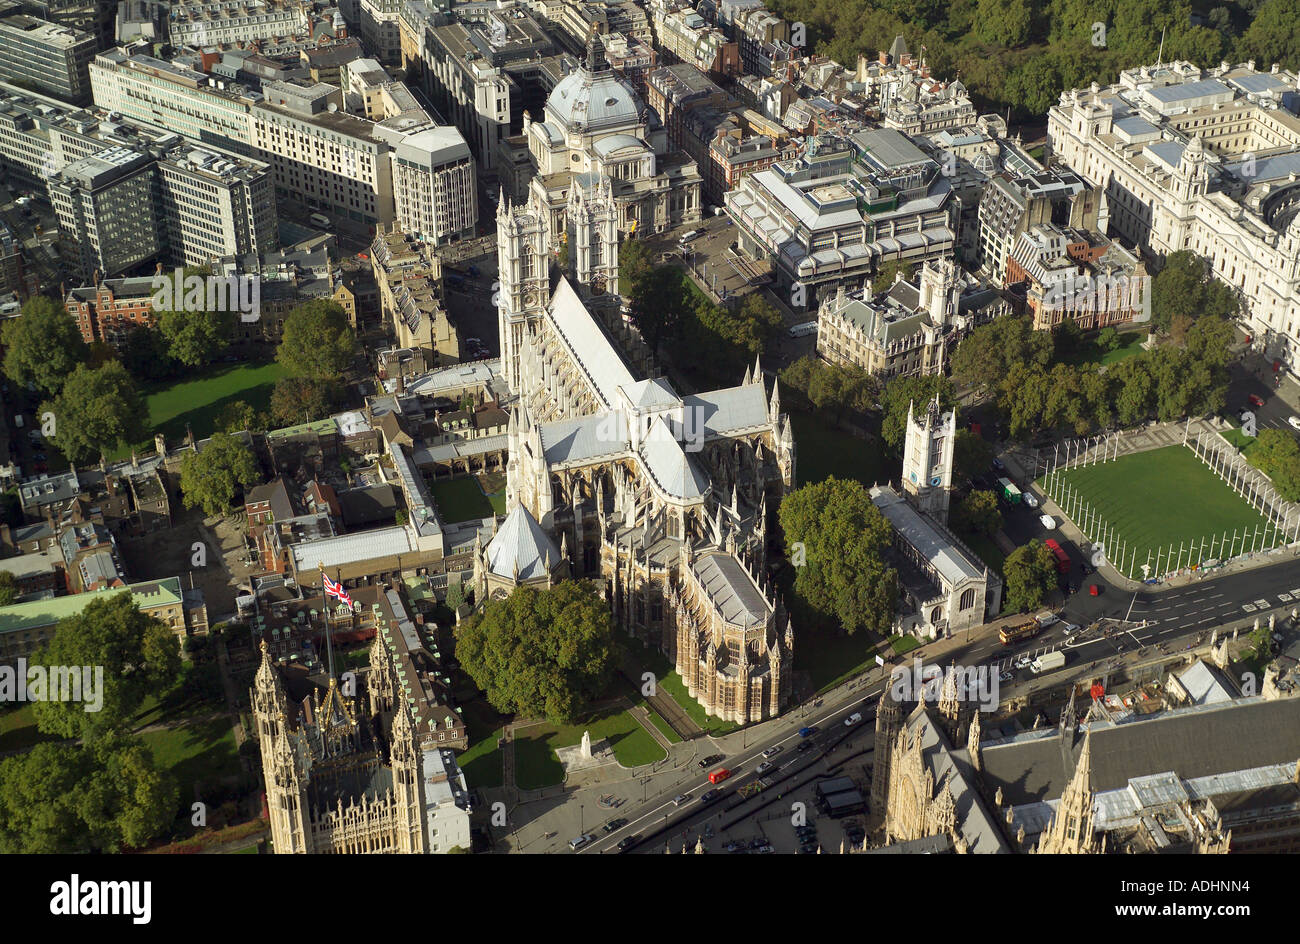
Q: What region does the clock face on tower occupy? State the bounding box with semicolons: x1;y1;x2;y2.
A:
930;476;942;486
909;472;918;483
525;291;539;307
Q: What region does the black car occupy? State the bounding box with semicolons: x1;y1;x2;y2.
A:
796;740;815;753
602;817;628;833
697;753;724;769
617;835;640;852
700;788;723;803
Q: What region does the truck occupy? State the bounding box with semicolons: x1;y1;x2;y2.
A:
1044;538;1071;574
1034;610;1060;629
1031;650;1066;674
999;618;1040;645
997;477;1021;504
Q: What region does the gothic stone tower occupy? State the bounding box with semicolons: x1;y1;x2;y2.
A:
902;395;956;524
497;192;550;395
1036;728;1102;854
251;641;310;853
566;175;619;299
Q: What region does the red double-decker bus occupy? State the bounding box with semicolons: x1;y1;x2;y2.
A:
1044;539;1071;574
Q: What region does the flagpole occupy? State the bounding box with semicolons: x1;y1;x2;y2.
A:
319;560;335;681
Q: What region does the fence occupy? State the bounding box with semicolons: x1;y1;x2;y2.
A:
1038;421;1300;581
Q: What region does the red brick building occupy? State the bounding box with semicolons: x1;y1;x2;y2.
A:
64;275;158;347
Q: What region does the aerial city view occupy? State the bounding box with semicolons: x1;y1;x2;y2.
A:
0;0;1296;895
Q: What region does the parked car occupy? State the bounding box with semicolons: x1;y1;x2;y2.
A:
1039;514;1056;529
999;671;1014;683
567;833;596;851
992;457;1006;471
1023;492;1040;509
1289;416;1300;431
697;753;723;769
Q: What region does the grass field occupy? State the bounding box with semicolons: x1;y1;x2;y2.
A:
788;407;884;486
1042;445;1284;578
140;717;241;796
429;476;495;523
1060;331;1146;369
512;708;667;789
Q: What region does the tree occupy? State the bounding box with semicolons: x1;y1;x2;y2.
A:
157;299;235;368
1237;0;1300;71
779;355;877;421
953;429;994;482
1003;540;1058;612
1096;327;1120;352
1252;428;1300;501
619;237;655;299
951;489;1002;537
0;571;17;606
276;300;355;380
269;376;337;428
119;325;176;382
30;593;181;743
879;374;958;454
179;431;259;517
43;361;146;465
778;477;898;635
952;315;1053;397
1151;251;1239;332
0;737;176;853
872;260;915;294
974;0;1032;46
456;582;618;724
1;296;88;396
214;401;263;434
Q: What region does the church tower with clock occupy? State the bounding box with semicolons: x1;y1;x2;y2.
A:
496;192;550;394
902;396;955;525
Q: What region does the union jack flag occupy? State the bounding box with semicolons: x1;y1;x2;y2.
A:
323;573;353;607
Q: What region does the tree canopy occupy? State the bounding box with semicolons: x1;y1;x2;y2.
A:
1251;428;1300;502
276;300;355;380
778;476;898;635
456;582;619;724
179;431;260;517
42;361;146;465
879;374;958;454
29;592;182;743
1;297;88;396
1003;540;1058;613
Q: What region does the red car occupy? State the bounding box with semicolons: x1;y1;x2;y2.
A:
1249;394;1265;407
1089;584;1100;596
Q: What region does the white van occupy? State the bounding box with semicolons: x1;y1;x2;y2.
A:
788;321;818;338
677;229;702;244
309;212;331;228
844;712;863;727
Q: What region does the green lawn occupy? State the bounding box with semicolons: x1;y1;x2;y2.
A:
1040;444;1284;578
478;473;507;515
512;707;667;789
788;407;885;487
429;476;495;523
457;701;505;790
141;717;240;795
1221;426;1258;458
0;703;62;753
1060;331;1146;369
621;634;734;737
111;361;285;459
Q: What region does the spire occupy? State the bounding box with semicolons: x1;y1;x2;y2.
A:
769;377;781;420
753;352;762;384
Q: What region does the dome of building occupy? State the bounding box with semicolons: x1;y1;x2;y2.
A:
546;35;642;133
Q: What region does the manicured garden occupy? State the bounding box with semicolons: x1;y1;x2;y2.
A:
512;708;667;790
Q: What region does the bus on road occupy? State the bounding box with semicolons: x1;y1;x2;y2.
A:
999;618;1040;646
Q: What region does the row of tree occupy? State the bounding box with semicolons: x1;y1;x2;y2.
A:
767;0;1300;120
620;239;783;386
